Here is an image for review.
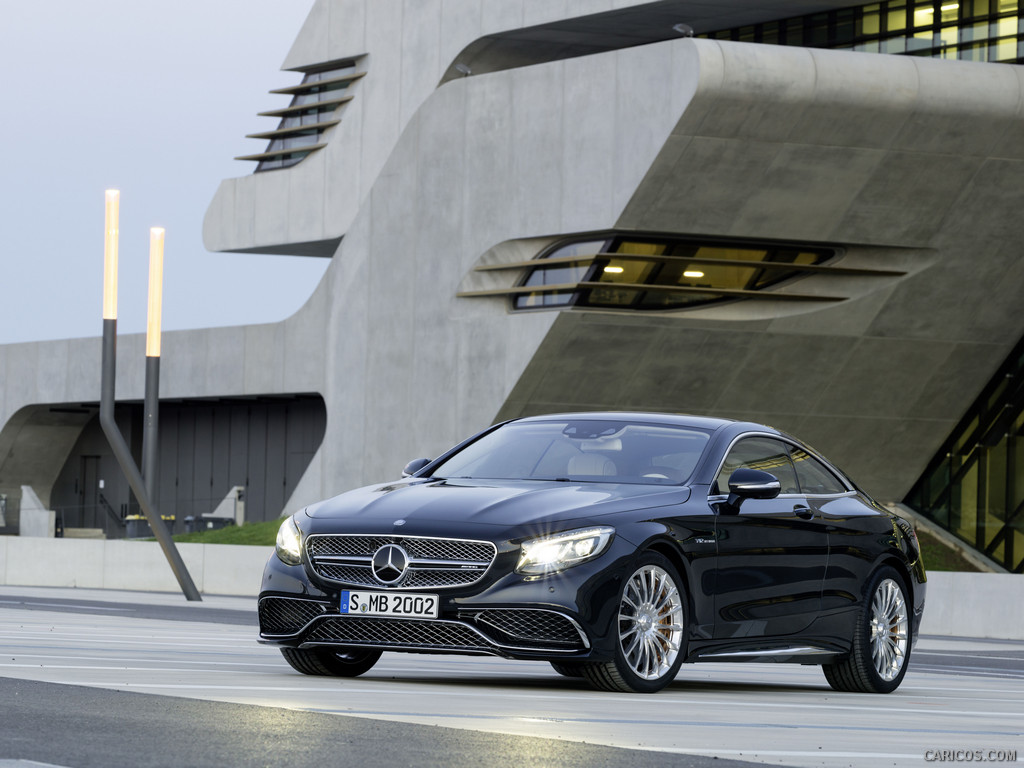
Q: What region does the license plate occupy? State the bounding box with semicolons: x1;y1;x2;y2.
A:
340;590;439;619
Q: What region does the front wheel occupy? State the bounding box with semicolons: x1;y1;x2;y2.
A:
582;552;687;693
823;566;912;693
280;646;382;677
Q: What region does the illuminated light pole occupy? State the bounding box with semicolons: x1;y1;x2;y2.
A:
99;191;200;601
142;227;163;502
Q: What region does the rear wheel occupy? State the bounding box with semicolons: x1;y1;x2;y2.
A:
280;646;382;677
582;552;687;693
823;566;911;693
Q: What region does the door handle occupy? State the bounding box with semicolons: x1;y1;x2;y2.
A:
793;506;814;520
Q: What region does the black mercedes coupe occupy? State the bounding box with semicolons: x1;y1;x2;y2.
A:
258;412;925;694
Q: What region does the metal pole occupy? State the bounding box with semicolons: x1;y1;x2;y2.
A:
142;355;160;500
100;323;201;603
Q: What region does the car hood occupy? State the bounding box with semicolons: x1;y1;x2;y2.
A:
301;477;690;540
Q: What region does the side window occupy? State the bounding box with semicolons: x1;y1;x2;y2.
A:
790;447;847;495
714;437;800;495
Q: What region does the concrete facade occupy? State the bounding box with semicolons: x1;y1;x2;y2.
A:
2;0;1024;532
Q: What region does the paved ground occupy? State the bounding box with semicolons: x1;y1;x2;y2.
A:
0;586;1021;768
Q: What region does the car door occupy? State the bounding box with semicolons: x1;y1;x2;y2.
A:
790;445;887;614
711;436;829;639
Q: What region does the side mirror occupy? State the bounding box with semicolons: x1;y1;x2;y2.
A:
724;468;781;512
402;458;432;478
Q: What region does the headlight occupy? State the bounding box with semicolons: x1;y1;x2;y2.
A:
516;526;614;575
275;515;303;566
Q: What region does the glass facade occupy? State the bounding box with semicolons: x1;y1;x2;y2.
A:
703;0;1024;63
907;339;1024;572
236;59;364;172
512;235;837;311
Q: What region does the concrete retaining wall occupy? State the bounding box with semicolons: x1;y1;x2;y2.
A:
919;571;1023;640
0;536;271;597
0;537;1020;639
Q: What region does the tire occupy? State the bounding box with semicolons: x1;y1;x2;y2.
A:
550;661;586;678
280;646;382;677
823;566;912;694
582;552;687;693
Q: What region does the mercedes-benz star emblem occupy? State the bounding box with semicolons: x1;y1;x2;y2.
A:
371;544;410;585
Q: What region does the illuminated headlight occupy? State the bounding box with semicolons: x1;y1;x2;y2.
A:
275;515;303;566
516;526;614;575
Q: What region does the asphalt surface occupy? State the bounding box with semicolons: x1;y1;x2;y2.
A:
0;586;1021;768
0;677;762;768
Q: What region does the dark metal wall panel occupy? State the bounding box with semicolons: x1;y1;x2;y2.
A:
245;406;269;526
211;407;231;501
192;405;215;512
264;406;288;518
176;408;197;521
50;395;326;536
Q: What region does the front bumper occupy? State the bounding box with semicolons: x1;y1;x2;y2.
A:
257;533;636;661
258;595;591;659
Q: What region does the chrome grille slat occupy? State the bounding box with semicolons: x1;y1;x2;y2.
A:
306;534;497;589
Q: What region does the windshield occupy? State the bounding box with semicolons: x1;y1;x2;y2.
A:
431;419;710;485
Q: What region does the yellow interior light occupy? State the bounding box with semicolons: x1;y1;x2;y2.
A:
683;270;705;279
603;266;624;274
102;190;120;319
146;227;165;357
940;3;959;10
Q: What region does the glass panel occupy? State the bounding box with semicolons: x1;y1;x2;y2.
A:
514;290;575;309
881;35;908;52
997;0;1017;11
937;25;960;46
431;419;711;485
551;239;608;260
861;5;882;34
908;30;937;49
787;18;804;44
515;236;831;313
596;258;658;285
913;3;937;28
523;264;589;288
989;35;1017;58
613;241;667;256
994;15;1017;34
583;285;642;307
762;22;780;43
908;335;1024;571
715;438;800;495
941;2;962;22
791;448;848;494
959;40;988;58
888;3;908;31
836;14;856;43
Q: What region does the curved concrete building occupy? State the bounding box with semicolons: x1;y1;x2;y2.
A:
2;0;1022;571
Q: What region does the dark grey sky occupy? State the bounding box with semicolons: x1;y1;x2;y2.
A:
0;0;326;345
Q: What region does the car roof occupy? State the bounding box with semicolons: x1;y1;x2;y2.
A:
513;411;769;435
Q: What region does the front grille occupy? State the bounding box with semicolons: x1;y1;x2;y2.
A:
259;597;328;635
306;617;490;650
305;534;497;589
474;609;585;648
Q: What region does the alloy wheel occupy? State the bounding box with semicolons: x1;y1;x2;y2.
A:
618;564;684;680
870;577;908;682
